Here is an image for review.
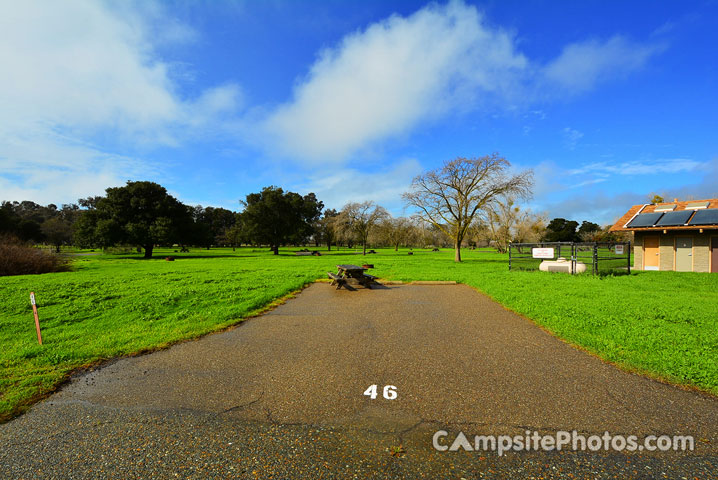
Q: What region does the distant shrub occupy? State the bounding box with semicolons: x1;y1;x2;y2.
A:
103;245;134;255
0;235;71;276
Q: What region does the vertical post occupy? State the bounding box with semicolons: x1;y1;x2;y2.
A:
508;243;512;271
627;241;631;274
30;292;42;345
593;244;598;275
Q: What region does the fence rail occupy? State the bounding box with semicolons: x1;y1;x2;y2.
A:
508;242;631;275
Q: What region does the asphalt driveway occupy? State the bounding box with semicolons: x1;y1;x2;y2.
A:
1;283;716;479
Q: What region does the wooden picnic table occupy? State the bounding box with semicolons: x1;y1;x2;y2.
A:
327;264;377;290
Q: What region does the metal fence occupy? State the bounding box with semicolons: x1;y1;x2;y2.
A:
508;242;631;275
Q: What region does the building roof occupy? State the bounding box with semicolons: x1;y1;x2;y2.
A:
610;199;718;232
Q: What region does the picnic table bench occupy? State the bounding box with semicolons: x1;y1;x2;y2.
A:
327;264;377;290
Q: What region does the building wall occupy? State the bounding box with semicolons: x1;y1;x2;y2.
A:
633;230;712;272
694;235;710;273
659;235;674;271
633;233;643;269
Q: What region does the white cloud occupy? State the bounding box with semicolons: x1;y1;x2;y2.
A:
263;0;527;163
568;159;705;176
0;125;156;204
291;158;423;214
542;35;662;94
0;0;241;204
188;84;244;127
571;178;607;188
0;1;181;135
0;0;670;208
562;127;584;150
522;160;568;198
526;157;717;224
261;3;665;165
666;157;718;200
541;190;648;225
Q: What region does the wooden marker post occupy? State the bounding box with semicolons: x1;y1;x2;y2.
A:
30;292;42;345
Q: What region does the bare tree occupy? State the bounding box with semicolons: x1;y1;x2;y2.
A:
485;197;546;253
413;218;449;247
318;208;339;250
338;201;389;255
486;196;546;253
513;211;547;245
403;154;533;262
378;217;414;251
466;222;491;248
485;198;516;254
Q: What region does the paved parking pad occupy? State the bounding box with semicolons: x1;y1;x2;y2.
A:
1;284;716;479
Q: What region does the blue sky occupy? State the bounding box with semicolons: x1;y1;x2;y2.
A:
1;0;716;225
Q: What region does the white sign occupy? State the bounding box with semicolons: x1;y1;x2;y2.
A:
30;293;36;306
615;245;624;255
532;247;554;259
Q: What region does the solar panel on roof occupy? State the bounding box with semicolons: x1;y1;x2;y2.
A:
685;201;709;209
627;212;664;227
656;210;693;226
688;208;718;226
654;204;676;212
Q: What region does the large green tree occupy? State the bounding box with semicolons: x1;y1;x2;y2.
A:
543;218;580;242
192;206;238;249
0;200;65;243
241;186;323;255
75;181;192;258
577;220;601;241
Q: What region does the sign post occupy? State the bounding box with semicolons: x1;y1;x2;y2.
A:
30;292;42;345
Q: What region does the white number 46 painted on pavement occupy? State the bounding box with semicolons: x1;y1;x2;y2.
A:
364;384;397;400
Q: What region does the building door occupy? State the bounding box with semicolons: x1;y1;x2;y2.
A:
712;237;718;273
675;237;693;272
643;236;660;270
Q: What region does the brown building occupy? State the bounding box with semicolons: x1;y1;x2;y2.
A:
610;199;718;272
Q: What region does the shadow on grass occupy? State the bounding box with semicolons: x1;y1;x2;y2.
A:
108;254;255;260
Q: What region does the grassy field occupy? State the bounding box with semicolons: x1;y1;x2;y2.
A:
1;246;717;421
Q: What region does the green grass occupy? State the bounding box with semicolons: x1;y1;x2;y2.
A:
1;246;716;421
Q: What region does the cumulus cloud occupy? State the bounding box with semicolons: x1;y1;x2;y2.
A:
0;0;240;204
261;2;664;164
542;35;662;94
263;0;527;163
1;1;178;135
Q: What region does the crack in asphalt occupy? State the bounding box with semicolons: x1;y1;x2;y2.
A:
218;392;265;415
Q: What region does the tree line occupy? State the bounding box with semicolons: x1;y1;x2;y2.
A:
1;154;629;261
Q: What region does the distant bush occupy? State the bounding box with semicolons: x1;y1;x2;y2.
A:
102;245;134;255
0;236;71;276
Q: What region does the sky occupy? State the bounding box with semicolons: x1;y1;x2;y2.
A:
1;0;717;225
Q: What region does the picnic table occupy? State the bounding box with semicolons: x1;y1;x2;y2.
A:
327;264;377;290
